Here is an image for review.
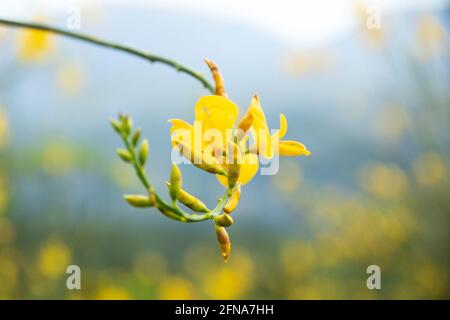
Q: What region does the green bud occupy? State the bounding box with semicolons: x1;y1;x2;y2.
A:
169;164;182;201
110;119;122;134
156;203;185;222
166;182;210;213
123;194;155;208
121;115;133;136
226;142;242;189
139;139;149;165
116;148;132;162
214;214;234;227
224;184;241;214
132;128;141;147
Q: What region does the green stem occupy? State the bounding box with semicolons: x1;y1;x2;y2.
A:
0;17;215;93
120;132;230;223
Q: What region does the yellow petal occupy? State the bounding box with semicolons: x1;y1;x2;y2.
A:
279;113;288;139
279;140;311;156
168;119;193;134
194;96;238;145
238;153;259;184
216;153;259;186
247;95;268;130
168;119;194;147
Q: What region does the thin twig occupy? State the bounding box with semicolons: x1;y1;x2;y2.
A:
0;17;215;93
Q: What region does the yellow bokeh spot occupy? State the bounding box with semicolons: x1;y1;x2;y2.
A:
133;251;167;284
38;240;72;279
282;49;335;75
415;14;447;59
56;62;86;96
17;23;53;62
41;142;75;176
373;104;410;143
201;253;254;299
412;153;447;187
95;286;130;300
272;160;302;193
414;262;448;298
158;276;194;300
280;240;315;277
0;28;6;42
0;171;9;216
0;105;9;149
358;163;409;198
0;218;15;245
0;253;18;298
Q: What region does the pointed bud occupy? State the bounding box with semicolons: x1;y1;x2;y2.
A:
121;115;133;136
169;164;182;201
226;142;241;189
214;214;234;227
123;194;155;207
215;225;231;262
156;203;185;222
224;184;241;214
116;148;132;162
139;139;149;165
110;119;122;134
166;182;210;213
132;128;141;147
204;58;226;97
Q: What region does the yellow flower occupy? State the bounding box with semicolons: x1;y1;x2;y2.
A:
169;95;310;186
242;95;310;159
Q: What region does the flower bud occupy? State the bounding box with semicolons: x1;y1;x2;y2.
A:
116;148;132;162
226;142;241;189
123;194;155;207
139;139;149;165
215;225;231;262
204;58;226;97
110;119;122;134
156;203;185;222
224;184;241;214
120;115;133;136
169;164;182;201
132;128;141;147
166;182;210;213
214;214;234;227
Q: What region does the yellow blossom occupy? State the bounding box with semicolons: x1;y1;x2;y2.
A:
169;95;310;187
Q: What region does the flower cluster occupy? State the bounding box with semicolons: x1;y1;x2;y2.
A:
112;59;310;261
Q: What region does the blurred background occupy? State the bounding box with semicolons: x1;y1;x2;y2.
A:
0;0;449;299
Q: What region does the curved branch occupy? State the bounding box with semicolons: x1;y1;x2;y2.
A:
0;17;215;93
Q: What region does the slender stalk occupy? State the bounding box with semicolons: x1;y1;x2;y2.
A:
120;130;230;223
0;17;215;93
